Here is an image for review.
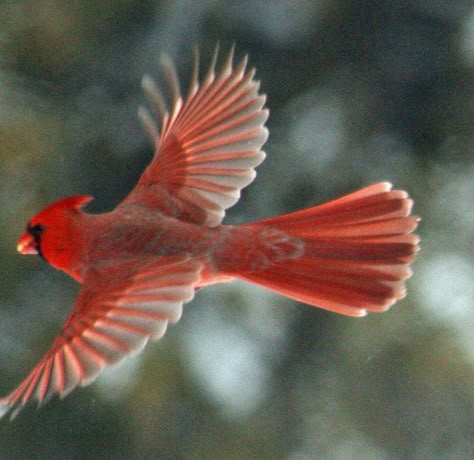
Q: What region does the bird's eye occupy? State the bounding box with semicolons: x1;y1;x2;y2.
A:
28;223;45;237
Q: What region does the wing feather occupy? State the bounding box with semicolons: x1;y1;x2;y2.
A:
123;46;268;227
0;255;201;420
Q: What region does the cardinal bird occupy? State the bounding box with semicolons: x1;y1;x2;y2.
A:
0;45;419;420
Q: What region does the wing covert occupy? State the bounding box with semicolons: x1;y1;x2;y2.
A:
0;255;202;420
123;45;269;227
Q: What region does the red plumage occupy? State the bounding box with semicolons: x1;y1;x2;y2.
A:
0;45;419;420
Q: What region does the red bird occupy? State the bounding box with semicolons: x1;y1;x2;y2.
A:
0;46;419;419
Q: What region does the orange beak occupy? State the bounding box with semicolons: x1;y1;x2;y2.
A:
17;232;38;255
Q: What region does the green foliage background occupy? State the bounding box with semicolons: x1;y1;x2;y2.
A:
1;1;473;458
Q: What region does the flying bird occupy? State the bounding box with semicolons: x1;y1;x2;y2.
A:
0;45;419;420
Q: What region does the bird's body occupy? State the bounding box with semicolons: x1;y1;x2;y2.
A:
29;196;299;286
0;45;419;420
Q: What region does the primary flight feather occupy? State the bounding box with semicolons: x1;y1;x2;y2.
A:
0;45;419;420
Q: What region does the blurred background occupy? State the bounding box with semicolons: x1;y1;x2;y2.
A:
1;1;473;458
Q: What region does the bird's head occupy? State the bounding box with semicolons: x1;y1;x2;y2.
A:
17;195;94;277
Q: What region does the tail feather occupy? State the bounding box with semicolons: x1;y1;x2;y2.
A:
238;182;419;316
257;182;412;228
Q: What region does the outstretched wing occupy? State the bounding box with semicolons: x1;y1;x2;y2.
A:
0;255;202;420
122;45;269;227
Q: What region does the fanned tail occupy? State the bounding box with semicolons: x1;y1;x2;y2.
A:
238;182;419;316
